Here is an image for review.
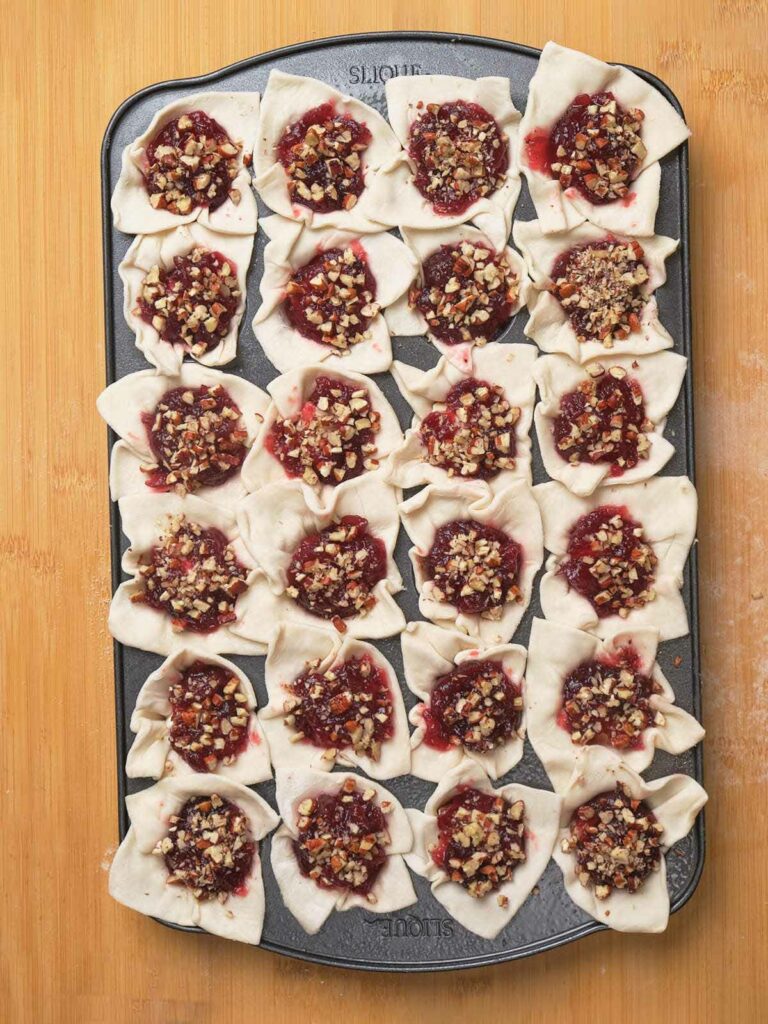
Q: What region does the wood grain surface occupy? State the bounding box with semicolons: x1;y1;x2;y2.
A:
2;1;766;1021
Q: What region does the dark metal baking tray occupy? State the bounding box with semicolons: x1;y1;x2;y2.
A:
101;30;703;972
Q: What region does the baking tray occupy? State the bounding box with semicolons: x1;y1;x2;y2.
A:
101;31;703;972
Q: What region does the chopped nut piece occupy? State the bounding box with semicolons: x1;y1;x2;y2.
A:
425;658;523;753
424;520;522;618
169;661;249;771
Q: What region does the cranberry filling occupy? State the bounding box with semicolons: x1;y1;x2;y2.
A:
283;246;379;352
562;783;663;899
424;520;522;619
267;375;380;486
408;101;508;216
559;505;657;619
410;241;518;346
137;247;241;356
276;102;371;213
559;651;663;750
141;384;248;494
546;92;646;204
285;654;393;760
430;786;526;899
419;377;519;479
157;794;255;900
132;514;248;632
554;365;652;475
285;515;387;627
293;779;390;896
422;659;523;753
169;661;250;772
144;111;241;215
550;239;649;346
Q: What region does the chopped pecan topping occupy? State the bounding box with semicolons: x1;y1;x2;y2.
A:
562;783;663;899
144;111;241;215
169;661;250;772
132;514;248;632
137;246;241;357
425;659;523;753
156;794;255;901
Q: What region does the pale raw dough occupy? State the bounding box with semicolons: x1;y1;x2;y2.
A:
552;745;707;932
518;42;690;235
370;76;521;232
111;92;260;236
384;222;530;369
386;344;537;492
534;476;697;640
126;647;272;784
233;474;405;646
404;760;561;939
513;219;678;362
109;492;265;656
400;620;527;781
260;623;410;779
97;364;269;505
525;617;704;791
117;223;254;372
108;774;279;944
253;71;401;231
533;351;688;496
399;480;543;644
252;215;417;374
271;766;415;934
240;362;403;513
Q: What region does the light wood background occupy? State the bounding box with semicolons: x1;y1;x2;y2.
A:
2;1;766;1021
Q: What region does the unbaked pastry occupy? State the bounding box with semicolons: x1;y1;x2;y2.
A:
109;492;265;656
111;92;259;236
240;363;402;513
399;480;543;644
371;75;521;232
109;774;278;944
126;647;271;784
260;623;410;779
97;365;269;505
404;760;561;939
552;745;707;932
533;351;687;496
271;767;416;934
400;620;527;781
386;344;536;492
526;618;704;791
234;474;405;645
534;477;697;640
384;222;529;369
518;42;690;235
118;224;254;373
252;215;416;374
253;71;401;231
513;219;677;362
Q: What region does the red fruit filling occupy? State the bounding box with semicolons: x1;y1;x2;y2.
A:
410;241;519;345
157;794;255;901
285;515;387;627
276;102;371;213
419;377;519;479
141;384;248;494
408;101;508;215
169;661;250;772
144;110;241;215
132;514;248;632
422;659;523;753
559;505;657;619
430;786;526;899
285;654;393;760
267;375;380;487
293;778;391;898
423;520;523;619
562;783;663;899
137;247;241;356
